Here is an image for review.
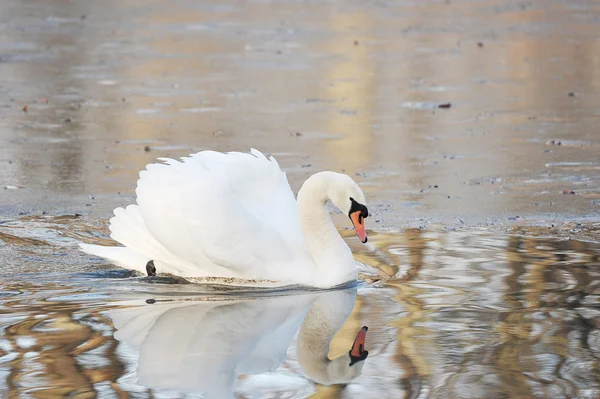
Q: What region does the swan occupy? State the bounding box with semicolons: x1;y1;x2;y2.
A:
106;288;369;398
80;149;370;288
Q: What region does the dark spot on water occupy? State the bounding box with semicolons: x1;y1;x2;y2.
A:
140;275;191;284
72;269;141;279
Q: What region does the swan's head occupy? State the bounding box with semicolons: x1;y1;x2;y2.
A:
324;326;369;384
328;174;369;243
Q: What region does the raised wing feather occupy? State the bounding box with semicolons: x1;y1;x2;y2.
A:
134;149;310;281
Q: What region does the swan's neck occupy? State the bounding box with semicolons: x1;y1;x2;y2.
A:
297;172;356;288
296;290;363;385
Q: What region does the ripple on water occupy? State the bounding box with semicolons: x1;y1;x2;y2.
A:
0;229;599;398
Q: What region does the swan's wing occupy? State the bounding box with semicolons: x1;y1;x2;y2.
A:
135;149;309;280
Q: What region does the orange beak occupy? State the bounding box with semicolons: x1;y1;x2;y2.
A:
350;211;368;243
349;326;369;365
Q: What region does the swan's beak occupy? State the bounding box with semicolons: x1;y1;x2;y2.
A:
349;326;369;365
350;211;368;243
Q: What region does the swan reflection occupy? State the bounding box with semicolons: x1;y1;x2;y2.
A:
107;288;368;398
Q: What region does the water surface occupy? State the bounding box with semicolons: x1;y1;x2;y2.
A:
1;0;599;229
1;0;600;397
1;224;599;398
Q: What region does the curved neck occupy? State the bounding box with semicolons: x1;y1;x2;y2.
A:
296;289;362;385
296;172;356;288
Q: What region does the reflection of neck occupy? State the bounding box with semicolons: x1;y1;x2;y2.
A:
297;172;355;287
296;289;358;385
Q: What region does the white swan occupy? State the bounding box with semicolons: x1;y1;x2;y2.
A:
80;149;370;288
107;288;368;398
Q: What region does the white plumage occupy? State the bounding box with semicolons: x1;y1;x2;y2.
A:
80;149;369;288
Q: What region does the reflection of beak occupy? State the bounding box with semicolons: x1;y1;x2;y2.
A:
350;211;368;243
349;326;369;365
351;326;368;357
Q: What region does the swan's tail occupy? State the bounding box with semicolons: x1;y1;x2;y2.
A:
79;204;205;276
79;204;164;274
79;243;148;273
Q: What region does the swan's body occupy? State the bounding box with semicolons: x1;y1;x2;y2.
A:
80;149;369;288
107;288;367;397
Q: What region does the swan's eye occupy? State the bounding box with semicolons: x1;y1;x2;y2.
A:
348;198;368;220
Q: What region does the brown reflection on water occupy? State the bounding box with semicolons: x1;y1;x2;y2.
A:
1;0;600;225
389;229;430;399
0;285;130;398
352;230;600;399
1;228;600;398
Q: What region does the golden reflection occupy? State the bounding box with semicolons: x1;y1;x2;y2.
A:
355;228;600;398
1;228;600;397
319;12;374;172
311;384;344;398
0;285;130;398
387;229;431;397
491;236;535;397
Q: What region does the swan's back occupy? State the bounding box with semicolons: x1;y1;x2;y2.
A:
81;149;313;284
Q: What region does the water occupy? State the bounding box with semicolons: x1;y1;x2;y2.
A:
1;221;599;398
2;0;600;397
1;0;600;228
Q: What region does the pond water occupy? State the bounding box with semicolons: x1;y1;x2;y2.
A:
1;219;599;398
1;0;600;397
